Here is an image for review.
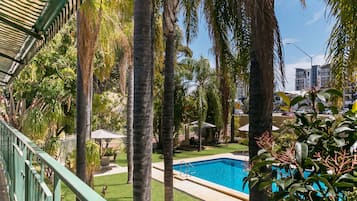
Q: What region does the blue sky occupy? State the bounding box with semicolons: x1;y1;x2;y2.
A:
178;0;333;91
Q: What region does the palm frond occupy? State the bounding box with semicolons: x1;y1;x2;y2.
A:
181;0;201;44
325;0;357;89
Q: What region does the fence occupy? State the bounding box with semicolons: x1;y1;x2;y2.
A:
0;120;105;201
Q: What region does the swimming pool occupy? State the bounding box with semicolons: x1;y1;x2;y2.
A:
173;158;250;194
173;158;334;199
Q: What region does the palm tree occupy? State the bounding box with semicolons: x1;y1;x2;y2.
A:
244;1;280;200
76;0;133;184
182;0;249;141
76;3;102;183
95;0;135;184
181;57;218;151
126;49;134;184
133;1;153;200
325;0;357;89
161;0;179;200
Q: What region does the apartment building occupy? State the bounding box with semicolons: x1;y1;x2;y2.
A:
295;64;331;90
295;68;311;90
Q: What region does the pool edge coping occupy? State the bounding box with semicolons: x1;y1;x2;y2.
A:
152;153;250;201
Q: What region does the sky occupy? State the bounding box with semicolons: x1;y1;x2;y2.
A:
178;0;333;91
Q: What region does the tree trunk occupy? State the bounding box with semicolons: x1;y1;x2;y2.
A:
220;71;230;141
198;124;202;151
231;105;235;143
76;6;101;186
133;1;153;200
126;64;134;184
162;1;178;200
248;1;275;201
162;34;175;201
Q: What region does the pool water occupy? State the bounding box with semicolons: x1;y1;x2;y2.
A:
173;158;250;194
173;158;333;198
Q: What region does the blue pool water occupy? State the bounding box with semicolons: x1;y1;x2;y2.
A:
173;158;250;194
173;158;333;198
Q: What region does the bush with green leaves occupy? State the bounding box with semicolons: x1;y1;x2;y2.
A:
245;89;357;201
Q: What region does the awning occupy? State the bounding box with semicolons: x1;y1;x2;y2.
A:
189;121;216;128
238;124;280;132
0;0;83;85
91;129;126;139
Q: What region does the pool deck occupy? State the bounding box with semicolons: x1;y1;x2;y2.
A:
152;153;249;201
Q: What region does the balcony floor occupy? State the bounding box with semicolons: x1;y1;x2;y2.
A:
0;164;9;201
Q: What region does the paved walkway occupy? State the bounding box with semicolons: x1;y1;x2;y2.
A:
0;163;9;201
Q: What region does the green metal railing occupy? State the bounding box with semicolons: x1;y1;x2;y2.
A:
0;120;106;201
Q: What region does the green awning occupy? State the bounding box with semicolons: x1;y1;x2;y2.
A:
0;0;83;85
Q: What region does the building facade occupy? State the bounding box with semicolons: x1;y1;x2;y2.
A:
295;68;311;90
295;64;331;90
319;64;331;88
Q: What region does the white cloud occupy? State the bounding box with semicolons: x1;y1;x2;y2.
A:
282;54;326;91
282;38;299;45
305;10;324;26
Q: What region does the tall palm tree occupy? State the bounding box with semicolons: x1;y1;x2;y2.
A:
125;34;134;184
181;57;218;151
76;2;102;183
244;0;305;200
96;0;135;184
161;0;179;200
76;0;133;184
182;0;249;141
126;48;134;184
133;1;153;200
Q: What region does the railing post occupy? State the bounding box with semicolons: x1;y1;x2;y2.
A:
53;173;61;201
25;161;31;201
40;161;45;182
9;131;14;201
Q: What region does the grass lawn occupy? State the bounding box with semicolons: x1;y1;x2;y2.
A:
116;143;248;166
61;173;198;201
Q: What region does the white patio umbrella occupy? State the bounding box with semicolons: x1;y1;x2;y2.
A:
91;129;126;139
238;124;280;132
91;129;125;156
189;121;216;128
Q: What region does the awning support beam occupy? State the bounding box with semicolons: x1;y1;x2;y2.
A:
0;52;24;64
0;80;8;85
0;69;13;76
0;15;42;40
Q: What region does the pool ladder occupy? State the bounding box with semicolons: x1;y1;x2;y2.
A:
179;161;195;178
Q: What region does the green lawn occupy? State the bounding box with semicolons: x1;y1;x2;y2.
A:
116;143;248;166
61;173;198;201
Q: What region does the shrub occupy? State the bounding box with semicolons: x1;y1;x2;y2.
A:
245;89;357;201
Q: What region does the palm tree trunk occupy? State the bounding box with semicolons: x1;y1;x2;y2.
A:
220;71;230;141
162;1;178;200
230;105;235;143
198;124;202;151
198;92;203;152
162;0;178;201
126;64;134;184
76;5;101;185
248;1;275;201
133;1;153;200
162;35;175;201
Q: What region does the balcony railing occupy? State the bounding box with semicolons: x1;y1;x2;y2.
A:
0;120;105;201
